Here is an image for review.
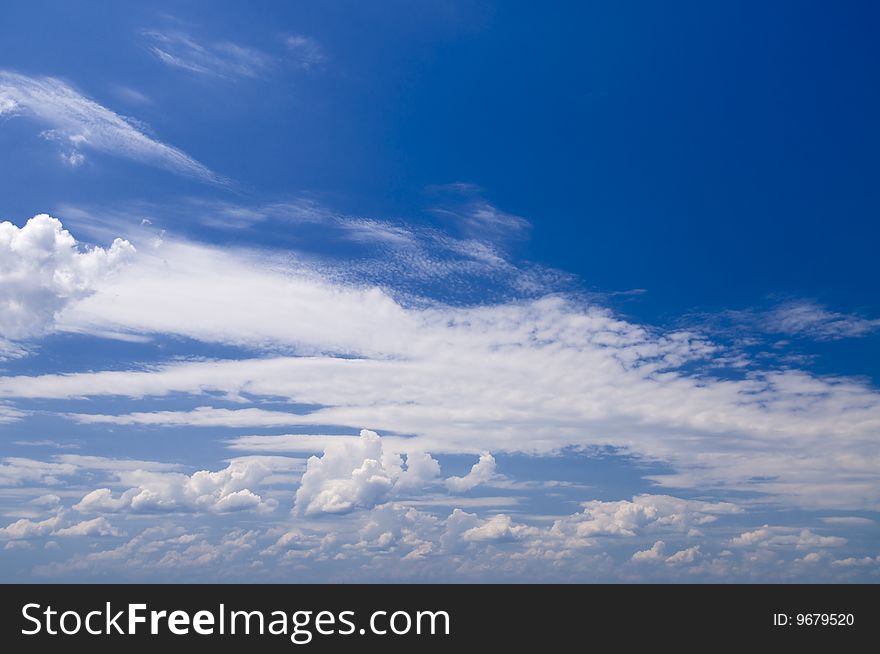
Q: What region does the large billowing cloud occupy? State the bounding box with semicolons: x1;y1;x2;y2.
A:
294;430;441;516
0;214;134;343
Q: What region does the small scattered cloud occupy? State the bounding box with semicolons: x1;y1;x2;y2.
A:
631;540;666;562
729;525;847;549
445;453;497;492
53;516;124;538
665;544;700;565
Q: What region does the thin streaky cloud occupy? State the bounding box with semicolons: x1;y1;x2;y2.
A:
143;30;274;79
0;71;225;184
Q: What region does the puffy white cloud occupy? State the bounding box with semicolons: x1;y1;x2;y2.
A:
631;540;666;562
53;516;123;537
0;513;63;539
446;453;497;492
665;545;700;565
552;495;740;539
31;494;62;507
294;430;441;516
0;71;222;183
0;214;134;341
729;526;847;550
462;514;517;542
73;458;282;514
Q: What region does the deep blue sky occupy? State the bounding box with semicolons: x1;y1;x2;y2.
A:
2;1;878;316
1;1;878;582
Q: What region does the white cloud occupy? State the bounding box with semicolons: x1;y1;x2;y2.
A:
553;495;740;539
0;71;222;183
446;453;497;492
729;526;847;549
665;545;700;565
31;494;62;507
53;516;123;537
763;301;880;340
73;458;285;514
461;514;521;542
428;183;530;240
294;429;440;516
143;30;274;79
0;513;63;539
631;540;666;562
1;219;879;512
0;214;134;341
820;516;874;526
831;555;879;568
0;457;78;487
0;404;25;422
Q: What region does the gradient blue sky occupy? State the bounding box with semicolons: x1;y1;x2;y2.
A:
0;1;878;581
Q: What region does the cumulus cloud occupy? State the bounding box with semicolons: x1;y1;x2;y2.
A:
729;526;847;550
0;514;63;539
446;453;497;492
553;495;740;539
73;458;285;514
0;214;134;341
0;71;222;182
53;516;123;537
294;430;441;516
665;545;700;565
461;514;523;542
631;540;666;562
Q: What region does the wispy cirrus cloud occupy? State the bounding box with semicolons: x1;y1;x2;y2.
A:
427;183;531;240
761;300;880;340
691;299;880;344
142;30;274;79
0;71;224;183
285;35;327;71
142;29;327;79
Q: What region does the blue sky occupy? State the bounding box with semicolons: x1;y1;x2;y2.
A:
0;1;878;581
